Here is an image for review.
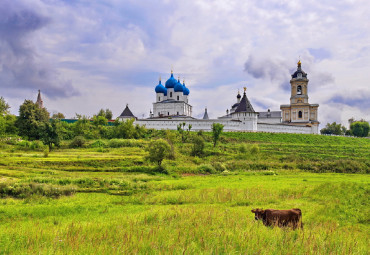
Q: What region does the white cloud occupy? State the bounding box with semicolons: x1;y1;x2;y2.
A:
3;0;370;127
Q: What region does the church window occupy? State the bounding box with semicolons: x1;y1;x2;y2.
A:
297;85;302;95
177;96;179;100
170;92;172;97
177;112;179;115
159;97;160;101
298;111;302;118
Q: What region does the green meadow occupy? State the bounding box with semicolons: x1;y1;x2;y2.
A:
0;132;369;254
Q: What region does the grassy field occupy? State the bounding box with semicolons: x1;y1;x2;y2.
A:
0;132;369;254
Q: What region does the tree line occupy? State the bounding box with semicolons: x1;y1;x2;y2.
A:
320;121;369;137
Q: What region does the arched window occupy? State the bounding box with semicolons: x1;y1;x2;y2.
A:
170;92;173;97
297;85;302;95
158;97;160;101
298;111;302;118
177;96;179;100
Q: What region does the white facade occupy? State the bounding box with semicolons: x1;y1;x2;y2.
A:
153;101;192;117
121;66;320;135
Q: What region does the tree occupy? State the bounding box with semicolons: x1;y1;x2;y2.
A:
146;139;171;167
0;97;10;116
97;108;113;120
40;120;62;150
350;121;370;137
320;122;347;135
16;100;50;139
191;135;205;156
92;115;108;126
211;123;224;147
177;122;191;142
52;112;65;119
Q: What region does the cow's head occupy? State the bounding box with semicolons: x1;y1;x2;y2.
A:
251;208;265;221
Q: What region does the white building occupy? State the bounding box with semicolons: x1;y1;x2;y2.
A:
118;62;319;134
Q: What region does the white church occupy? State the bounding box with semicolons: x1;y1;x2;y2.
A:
118;61;320;134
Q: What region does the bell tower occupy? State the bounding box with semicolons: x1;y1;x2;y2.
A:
280;61;319;133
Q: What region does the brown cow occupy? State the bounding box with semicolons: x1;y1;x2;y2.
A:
251;208;303;229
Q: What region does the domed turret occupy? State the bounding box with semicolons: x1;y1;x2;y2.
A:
165;71;177;88
183;81;190;95
174;77;184;92
155;79;167;95
291;60;307;79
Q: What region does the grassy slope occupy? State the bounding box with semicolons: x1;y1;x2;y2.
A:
0;132;369;254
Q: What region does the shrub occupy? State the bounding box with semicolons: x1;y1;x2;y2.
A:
239;144;247;154
90;140;107;148
250;144;260;154
196;164;216;174
30;140;44;150
43;147;49;158
146;139;171;167
211;123;224;147
108;139;144;148
0;182;76;198
191;135;205;156
212;162;227;172
70;136;86;148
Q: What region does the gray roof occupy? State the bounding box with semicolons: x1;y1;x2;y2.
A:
235;92;255;113
119;104;135;118
259;110;281;118
202;108;209;120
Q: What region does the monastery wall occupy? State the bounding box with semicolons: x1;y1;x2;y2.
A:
257;123;316;134
135;118;257;132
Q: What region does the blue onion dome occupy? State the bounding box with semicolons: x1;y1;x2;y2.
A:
165;71;177;88
155;79;167;95
183;81;190;95
174;77;184;92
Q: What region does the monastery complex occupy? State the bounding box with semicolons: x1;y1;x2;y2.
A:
118;61;320;134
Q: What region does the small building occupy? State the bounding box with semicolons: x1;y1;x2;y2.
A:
118;104;136;120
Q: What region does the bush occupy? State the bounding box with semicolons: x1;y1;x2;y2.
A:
250;144;260;154
0;182;76;198
239;144;247;154
212;162;227;172
108;139;144;148
146;139;171;167
191;136;205;156
30;140;45;150
196;164;216;174
70;136;86;148
90;140;107;148
43;147;49;158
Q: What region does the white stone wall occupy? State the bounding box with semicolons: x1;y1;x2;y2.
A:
257;123;316;134
133;118;318;134
136;118;251;132
257;117;281;124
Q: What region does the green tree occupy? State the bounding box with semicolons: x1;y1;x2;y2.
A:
320;122;346;135
52;112;65;119
97;108;113;120
191;135;205;156
92;115;108;126
40;120;62;150
16;100;50;140
146;139;171;167
177;122;191;142
0;97;10;116
350;121;370;137
211;123;224;147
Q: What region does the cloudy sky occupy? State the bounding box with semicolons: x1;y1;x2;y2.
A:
1;0;369;126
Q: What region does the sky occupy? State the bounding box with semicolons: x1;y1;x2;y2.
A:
1;0;369;127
